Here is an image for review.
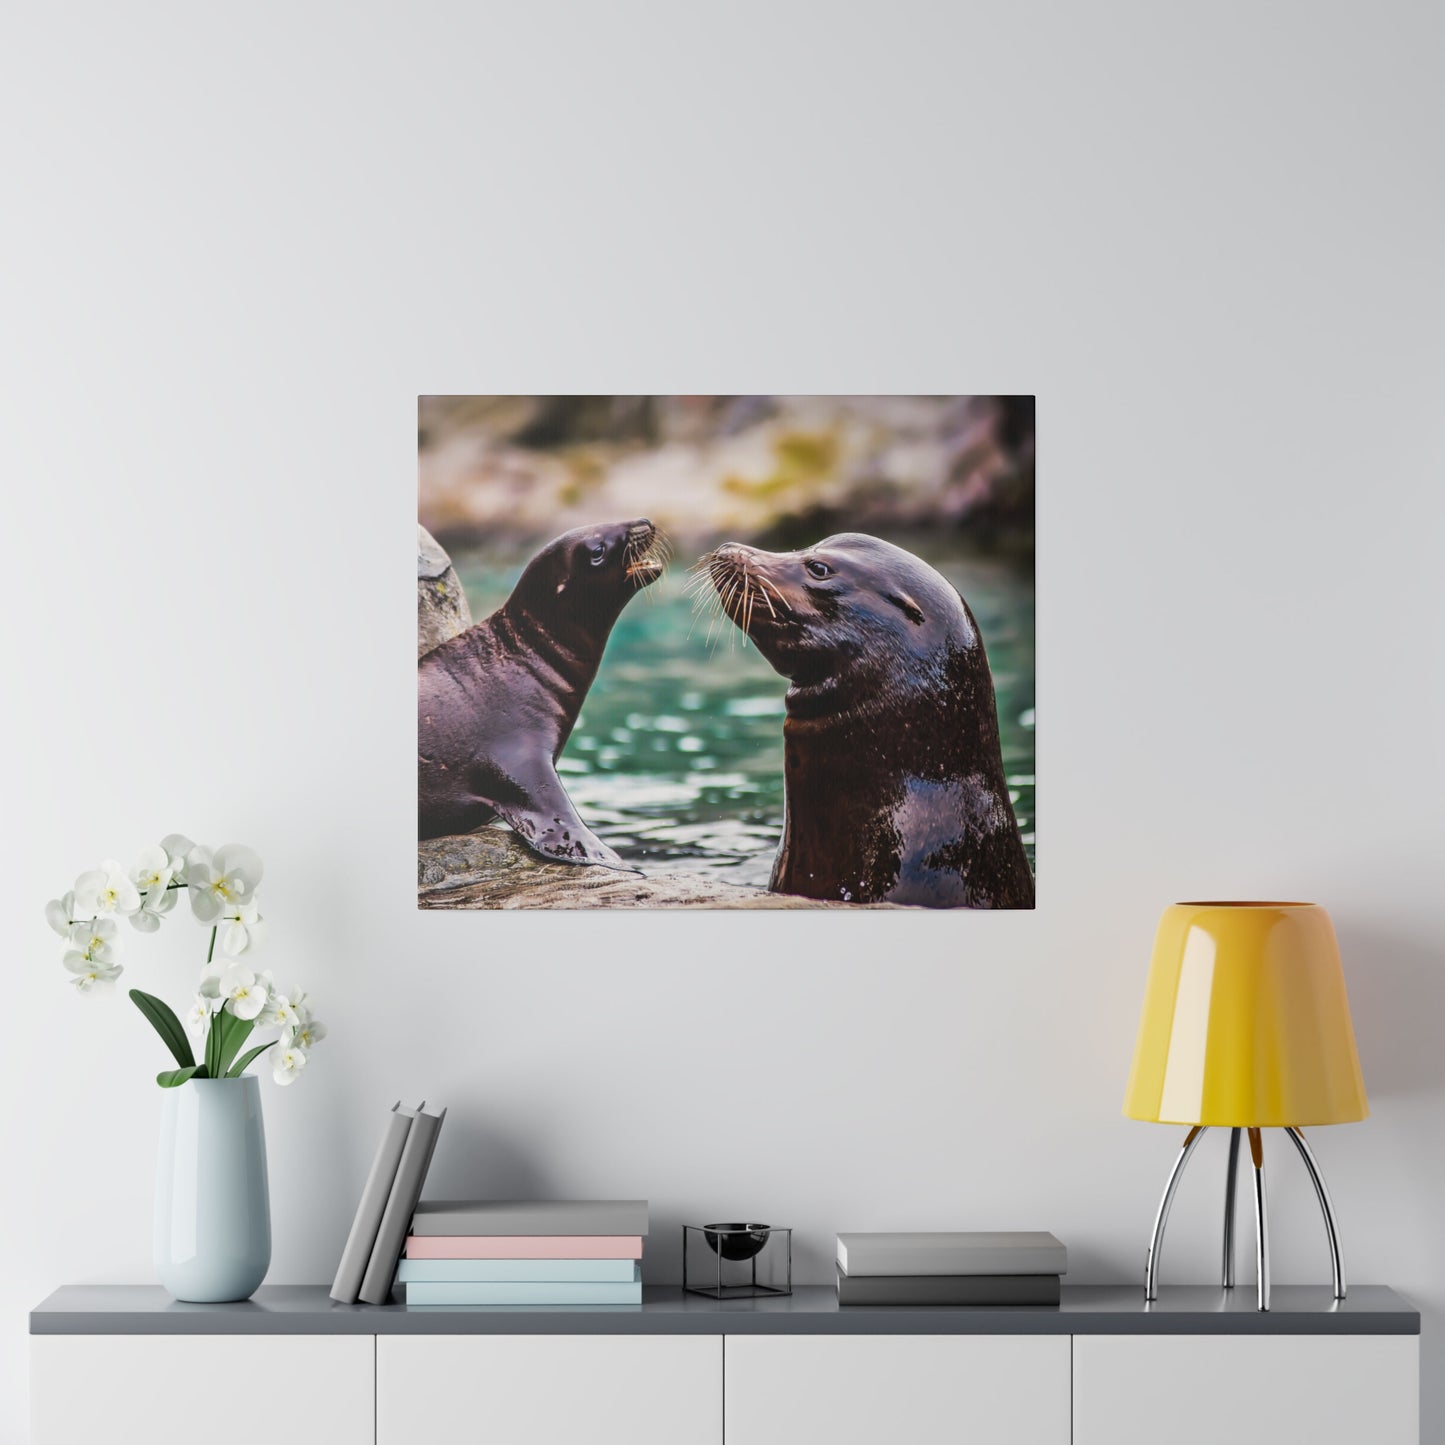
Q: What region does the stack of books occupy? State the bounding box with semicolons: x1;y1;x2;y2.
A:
398;1200;648;1305
834;1230;1066;1306
332;1101;448;1306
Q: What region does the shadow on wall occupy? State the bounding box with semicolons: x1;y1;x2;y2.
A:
1336;918;1445;1102
422;1114;563;1202
1335;916;1445;1441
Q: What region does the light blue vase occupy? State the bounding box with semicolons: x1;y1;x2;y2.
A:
154;1076;271;1302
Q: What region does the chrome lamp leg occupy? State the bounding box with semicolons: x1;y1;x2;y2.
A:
1222;1127;1241;1288
1145;1125;1207;1301
1285;1126;1346;1299
1249;1127;1270;1312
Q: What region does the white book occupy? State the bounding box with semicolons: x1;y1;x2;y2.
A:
836;1231;1066;1277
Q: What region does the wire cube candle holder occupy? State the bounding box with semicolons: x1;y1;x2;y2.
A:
683;1223;793;1299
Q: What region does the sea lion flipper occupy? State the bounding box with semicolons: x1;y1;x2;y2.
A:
495;772;636;872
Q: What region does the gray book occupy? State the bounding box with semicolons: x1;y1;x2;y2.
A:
358;1105;447;1305
836;1267;1061;1306
330;1102;420;1304
410;1199;649;1237
836;1231;1066;1277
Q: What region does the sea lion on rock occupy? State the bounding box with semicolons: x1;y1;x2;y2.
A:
702;533;1034;908
419;519;667;865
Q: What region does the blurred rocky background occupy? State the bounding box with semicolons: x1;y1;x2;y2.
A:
419;395;1034;560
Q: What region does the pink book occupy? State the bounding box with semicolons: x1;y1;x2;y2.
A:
404;1235;644;1260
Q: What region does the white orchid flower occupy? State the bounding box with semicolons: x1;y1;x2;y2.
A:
218;899;266;957
185;996;214;1036
272;1045;307;1086
65;956;123;991
216;962;269;1021
258;981;296;1030
290;1016;327;1051
285;989;314;1025
160;834;196;882
188;844;263;924
130;881;179;933
197;967;224;1002
67;918;120;964
131;844;175;897
46;892;76;938
73;860;142;919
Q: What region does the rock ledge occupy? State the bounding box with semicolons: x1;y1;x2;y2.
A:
417;832;901;910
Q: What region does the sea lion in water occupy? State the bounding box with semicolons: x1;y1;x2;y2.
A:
418;519;667;865
703;533;1034;908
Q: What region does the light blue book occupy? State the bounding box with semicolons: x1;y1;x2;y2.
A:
397;1259;640;1284
404;1279;643;1306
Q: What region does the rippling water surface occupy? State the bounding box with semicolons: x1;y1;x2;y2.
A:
453;545;1035;887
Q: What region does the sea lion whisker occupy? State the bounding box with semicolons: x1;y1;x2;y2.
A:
682;558;717;594
756;575;791;614
717;576;745;651
739;577;757;651
685;578;724;636
729;575;747;619
704;596;728;650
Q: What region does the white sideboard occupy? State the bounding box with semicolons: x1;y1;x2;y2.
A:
725;1334;1070;1445
31;1334;374;1445
1073;1333;1419;1445
30;1284;1420;1445
377;1335;720;1445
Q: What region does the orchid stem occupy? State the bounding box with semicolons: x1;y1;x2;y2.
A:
206;927;216;965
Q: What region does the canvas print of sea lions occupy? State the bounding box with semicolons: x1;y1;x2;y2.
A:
418;396;1035;911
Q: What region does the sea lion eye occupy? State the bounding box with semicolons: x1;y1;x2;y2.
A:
589;543;607;566
804;559;832;580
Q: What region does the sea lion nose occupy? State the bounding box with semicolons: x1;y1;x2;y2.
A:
628;519;654;538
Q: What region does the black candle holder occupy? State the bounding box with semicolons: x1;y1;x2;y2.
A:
683;1223;792;1298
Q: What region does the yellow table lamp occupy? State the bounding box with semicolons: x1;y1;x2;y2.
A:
1124;901;1367;1311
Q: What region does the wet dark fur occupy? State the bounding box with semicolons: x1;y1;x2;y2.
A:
418;520;665;866
701;533;1034;908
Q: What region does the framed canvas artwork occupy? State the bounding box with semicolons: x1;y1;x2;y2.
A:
418;396;1034;910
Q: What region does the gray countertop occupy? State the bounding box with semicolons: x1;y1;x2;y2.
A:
31;1284;1419;1336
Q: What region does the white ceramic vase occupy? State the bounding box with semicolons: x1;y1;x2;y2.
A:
154;1076;271;1302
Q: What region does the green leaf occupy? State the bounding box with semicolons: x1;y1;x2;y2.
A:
216;1010;255;1077
227;1040;277;1078
130;990;195;1070
205;1009;223;1079
157;1065;202;1088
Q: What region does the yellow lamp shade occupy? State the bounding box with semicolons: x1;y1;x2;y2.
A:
1124;902;1368;1127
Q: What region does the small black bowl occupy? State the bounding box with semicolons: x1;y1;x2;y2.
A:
703;1223;772;1262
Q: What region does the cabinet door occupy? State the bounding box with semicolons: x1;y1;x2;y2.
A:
377;1334;720;1445
724;1334;1070;1445
32;1335;374;1445
1073;1334;1419;1445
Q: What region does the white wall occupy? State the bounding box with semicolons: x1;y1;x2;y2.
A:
3;2;1442;1439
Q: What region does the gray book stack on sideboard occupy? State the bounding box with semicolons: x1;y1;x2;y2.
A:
835;1231;1066;1305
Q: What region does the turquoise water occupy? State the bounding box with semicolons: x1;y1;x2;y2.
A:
452;545;1035;886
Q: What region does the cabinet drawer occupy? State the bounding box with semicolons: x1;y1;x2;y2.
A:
724;1334;1070;1445
31;1335;374;1445
1073;1334;1419;1445
377;1334;720;1445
